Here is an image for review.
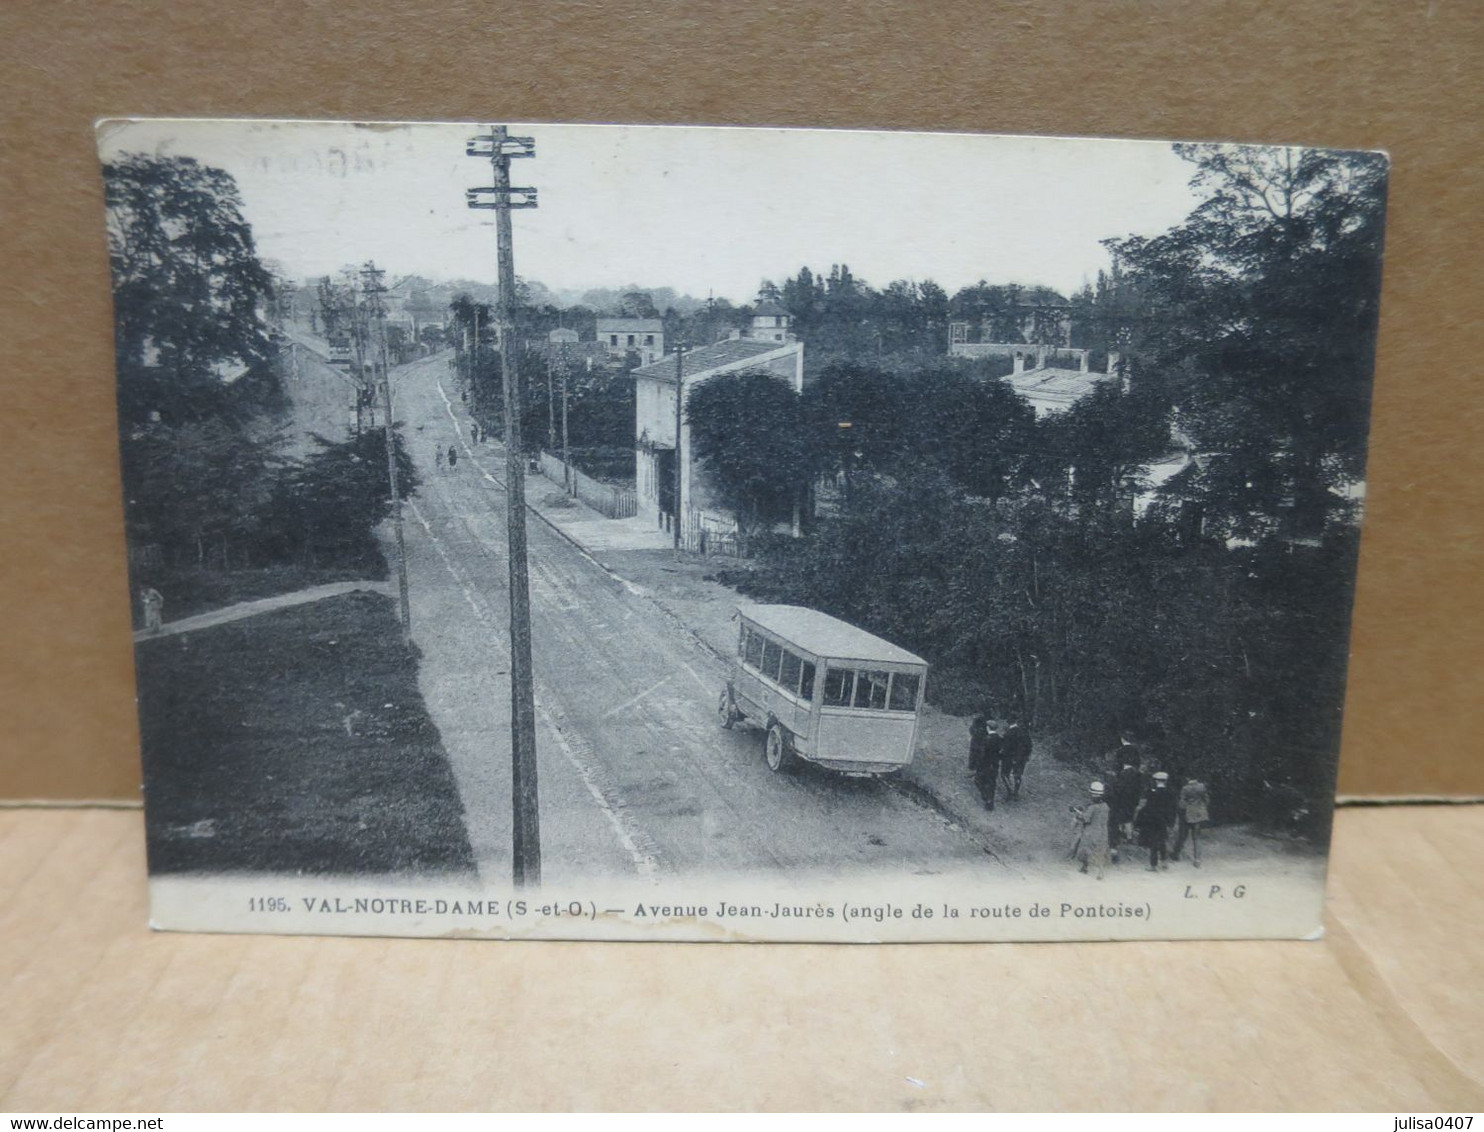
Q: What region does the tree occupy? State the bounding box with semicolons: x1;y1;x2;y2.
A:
448;293;499;426
618;290;659;318
104;154;275;429
267;428;419;568
907;367;1039;501
1035;380;1173;517
104;154;287;567
1109;143;1388;540
686;370;807;543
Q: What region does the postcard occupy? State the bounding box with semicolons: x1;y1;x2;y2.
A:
98;119;1387;940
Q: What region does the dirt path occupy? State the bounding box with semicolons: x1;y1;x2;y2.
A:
133;580;395;643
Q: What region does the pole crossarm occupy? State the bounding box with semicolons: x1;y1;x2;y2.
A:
465;134;536;159
466;186;539;210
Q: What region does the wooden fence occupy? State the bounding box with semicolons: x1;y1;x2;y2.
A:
538;451;638;519
680;506;745;558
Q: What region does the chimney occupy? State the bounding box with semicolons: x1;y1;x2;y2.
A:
1079;350;1089;373
1107;351;1121;376
1012;352;1025;375
1036;345;1048;370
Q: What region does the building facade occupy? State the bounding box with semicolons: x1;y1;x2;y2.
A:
631;337;805;547
596;318;665;366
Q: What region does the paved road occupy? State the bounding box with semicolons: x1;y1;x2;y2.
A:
390;352;993;887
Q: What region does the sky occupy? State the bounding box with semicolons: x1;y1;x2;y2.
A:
97;119;1207;303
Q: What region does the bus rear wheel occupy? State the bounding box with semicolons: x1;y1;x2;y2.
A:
765;723;797;773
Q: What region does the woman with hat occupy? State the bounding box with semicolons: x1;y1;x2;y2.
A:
1071;781;1112;880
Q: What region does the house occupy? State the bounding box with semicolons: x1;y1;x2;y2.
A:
948;285;1073;357
730;298;793;343
1004;350;1122;418
538;326;607;371
596;318;665;365
630;335;804;548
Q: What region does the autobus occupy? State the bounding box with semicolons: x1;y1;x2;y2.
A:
719;604;928;777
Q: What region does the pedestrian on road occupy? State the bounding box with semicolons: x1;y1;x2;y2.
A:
139;586;164;634
1071;781;1111;879
970;713;1002;811
1134;771;1177;871
435;447;444;472
1000;718;1032;799
470;421;480;444
1172;775;1211;866
447;444;458;470
1108;746;1143;859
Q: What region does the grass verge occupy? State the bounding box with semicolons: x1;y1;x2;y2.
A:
135;589;475;877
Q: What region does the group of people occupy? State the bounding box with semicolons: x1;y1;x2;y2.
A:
435;420;487;472
1070;737;1211;879
967;713;1032;811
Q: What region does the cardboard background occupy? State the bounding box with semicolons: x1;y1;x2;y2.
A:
0;1;1479;801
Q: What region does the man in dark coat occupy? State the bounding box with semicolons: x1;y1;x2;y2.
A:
1000;719;1032;800
1108;754;1143;860
1134;771;1178;871
969;713;1002;811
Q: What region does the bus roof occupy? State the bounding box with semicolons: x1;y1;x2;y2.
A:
740;605;928;667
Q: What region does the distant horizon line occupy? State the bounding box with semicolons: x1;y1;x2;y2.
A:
277;270;1095;310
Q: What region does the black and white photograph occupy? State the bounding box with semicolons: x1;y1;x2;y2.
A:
99;119;1388;941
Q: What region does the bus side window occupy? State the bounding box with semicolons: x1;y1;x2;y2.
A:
800;661;816;702
762;639;783;682
889;672;920;711
823;668;854;707
780;651;803;695
744;628;764;669
855;670;889;710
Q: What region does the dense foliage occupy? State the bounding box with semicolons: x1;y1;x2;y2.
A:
708;144;1385;824
447;294;636;473
686;370;809;542
106;155;416;577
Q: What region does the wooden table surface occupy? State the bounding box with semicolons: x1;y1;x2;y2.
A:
2;805;1480;1112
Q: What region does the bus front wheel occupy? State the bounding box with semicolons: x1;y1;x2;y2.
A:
765;723;797;773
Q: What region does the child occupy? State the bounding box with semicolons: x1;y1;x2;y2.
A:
1071;781;1111;880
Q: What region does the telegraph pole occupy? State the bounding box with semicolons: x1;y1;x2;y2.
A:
546;344;557;454
673;343;686;552
559;342;572;496
467;126;541;888
470;304;481;415
354;288;374;430
361;261;412;642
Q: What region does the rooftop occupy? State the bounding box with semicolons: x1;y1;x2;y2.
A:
741;605;928;666
1014;286;1071;308
630;338;796;383
1005;366;1117;414
753;298;789;318
596;317;665;333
